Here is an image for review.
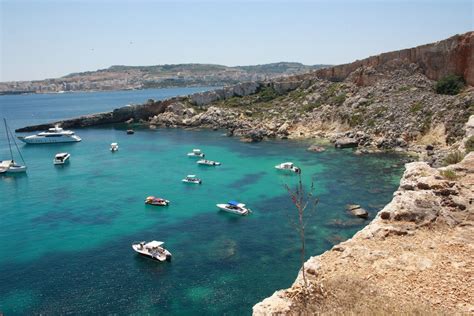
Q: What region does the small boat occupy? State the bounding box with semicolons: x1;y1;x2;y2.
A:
18;125;81;144
0;160;27;173
275;162;301;174
53;152;70;165
132;240;172;262
110;142;119;152
216;201;252;216
127;129;135;135
2;119;27;173
145;196;170;206
187;149;205;158
197;159;221;166
182;174;202;184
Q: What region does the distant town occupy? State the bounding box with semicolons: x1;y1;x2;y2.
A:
0;62;329;95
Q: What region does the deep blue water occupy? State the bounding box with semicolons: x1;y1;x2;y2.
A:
0;88;405;315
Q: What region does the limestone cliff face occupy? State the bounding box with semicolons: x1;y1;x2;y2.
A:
314;31;474;86
253;152;474;315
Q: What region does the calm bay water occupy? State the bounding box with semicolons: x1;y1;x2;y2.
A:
0;88;405;315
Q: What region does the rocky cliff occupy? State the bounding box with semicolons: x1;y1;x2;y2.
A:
253;151;474;314
312;32;474;86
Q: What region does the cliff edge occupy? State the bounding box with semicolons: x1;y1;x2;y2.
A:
253;151;474;314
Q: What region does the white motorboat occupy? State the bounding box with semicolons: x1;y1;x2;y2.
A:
2;119;27;173
132;240;172;262
275;162;301;173
216;201;251;216
110;142;119;152
182;174;202;184
145;196;170;206
197;159;221;166
18;126;81;144
187;149;205;158
53;152;70;165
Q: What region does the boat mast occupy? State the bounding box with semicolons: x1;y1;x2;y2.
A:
3;118;26;165
4;118;14;161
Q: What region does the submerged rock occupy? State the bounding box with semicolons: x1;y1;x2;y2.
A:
346;204;369;219
307;145;326;152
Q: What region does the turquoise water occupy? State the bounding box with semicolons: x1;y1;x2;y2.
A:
0;89;405;315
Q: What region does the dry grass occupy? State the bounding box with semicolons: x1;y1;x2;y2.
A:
417;123;447;146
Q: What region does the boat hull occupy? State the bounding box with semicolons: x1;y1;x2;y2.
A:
19;135;81;144
6;165;27;173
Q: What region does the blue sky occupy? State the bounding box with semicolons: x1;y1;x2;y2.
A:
1;0;472;81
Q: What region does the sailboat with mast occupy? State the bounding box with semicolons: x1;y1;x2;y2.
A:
1;119;27;174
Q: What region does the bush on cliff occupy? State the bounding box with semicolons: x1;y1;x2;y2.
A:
443;150;464;166
435;75;465;95
465;136;474;153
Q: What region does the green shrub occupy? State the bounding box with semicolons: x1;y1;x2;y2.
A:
410;102;423;113
258;86;278;102
440;169;458;181
443;150;465;166
331;93;346;106
302;102;321;112
435;75;465;95
465;136;474;153
348;114;362;127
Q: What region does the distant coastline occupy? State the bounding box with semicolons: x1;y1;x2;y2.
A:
0;62;329;95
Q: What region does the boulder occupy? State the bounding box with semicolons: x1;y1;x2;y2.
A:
335;137;358;148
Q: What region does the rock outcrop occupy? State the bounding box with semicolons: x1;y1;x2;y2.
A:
253;153;474;315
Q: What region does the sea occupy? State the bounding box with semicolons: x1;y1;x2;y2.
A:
0;87;405;315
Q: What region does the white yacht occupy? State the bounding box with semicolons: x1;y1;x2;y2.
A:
132;241;172;262
182;174;202;184
216;201;251;216
187;149;205;158
197;159;221;166
53;153;70;165
275;162;301;174
18;126;81;144
110;143;119;152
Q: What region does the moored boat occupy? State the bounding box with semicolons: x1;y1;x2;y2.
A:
275;162;301;173
145;196;170;206
110;142;119;152
127;129;135;135
182;174;202;184
2;119;27;173
18;126;81;144
53;152;70;165
187;149;205;158
132;240;172;262
197;159;221;166
216;201;251;216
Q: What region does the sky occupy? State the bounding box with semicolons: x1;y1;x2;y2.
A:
0;0;472;82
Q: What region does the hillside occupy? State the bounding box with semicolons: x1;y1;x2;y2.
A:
0;62;328;94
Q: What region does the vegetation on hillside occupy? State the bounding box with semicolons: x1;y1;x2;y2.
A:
435;74;465;95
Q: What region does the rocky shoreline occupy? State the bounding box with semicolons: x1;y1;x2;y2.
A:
253;150;474;314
